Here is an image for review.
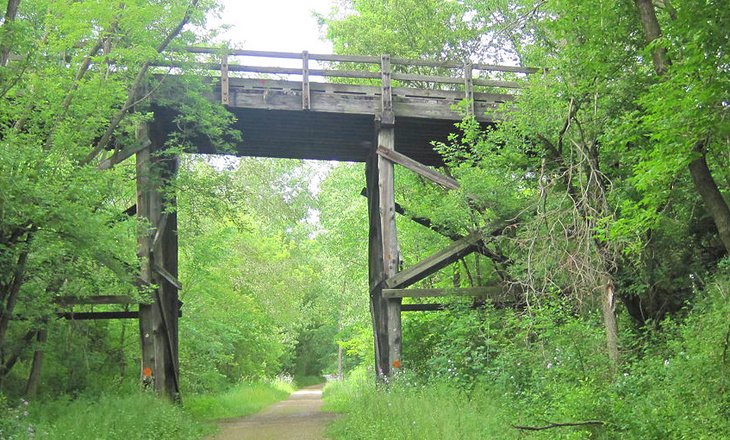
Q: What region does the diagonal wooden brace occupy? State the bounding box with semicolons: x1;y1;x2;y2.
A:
376;145;459;190
384;230;483;289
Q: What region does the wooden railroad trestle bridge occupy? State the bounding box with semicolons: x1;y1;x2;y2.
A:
62;49;536;399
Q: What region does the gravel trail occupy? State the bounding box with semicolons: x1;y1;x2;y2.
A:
210;384;336;440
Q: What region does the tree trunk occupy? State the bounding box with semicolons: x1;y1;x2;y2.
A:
601;277;620;367
633;0;670;75
0;242;31;352
24;328;46;398
689;152;730;253
337;345;343;380
0;0;21;66
633;0;730;256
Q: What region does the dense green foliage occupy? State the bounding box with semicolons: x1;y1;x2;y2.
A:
0;379;293;439
326;271;730;438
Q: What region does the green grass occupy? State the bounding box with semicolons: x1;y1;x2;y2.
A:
26;393;210;440
323;373;517;440
186;379;294;420
0;379;295;439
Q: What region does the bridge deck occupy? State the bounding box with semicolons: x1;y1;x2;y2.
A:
154;49;533;165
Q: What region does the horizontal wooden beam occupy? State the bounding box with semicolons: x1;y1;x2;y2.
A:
58;309;183;320
401;304;446;312
392;72;523;89
181;47;539;73
54;295;137;306
58;311;140;320
383;285;501;299
384;231;482;289
376;146;459;190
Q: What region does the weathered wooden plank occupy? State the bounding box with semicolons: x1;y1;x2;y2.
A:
152;263;182;290
378;55;401;374
182;47;537;73
228;78;379;95
220;54;229;105
62;311;141;320
136;143;157;392
136;131;180;401
230;87;474;119
308;69;378;79
390;58;539;74
98;138;151;170
222;78;509;121
58;309;183;320
382;285;501;298
472;78;523;89
311;93;379;115
359;189;515;268
176;62;383;80
302;51;310;110
401;304;446;312
184;47;382;64
393;72;523;89
384;231;482;290
152;213;168;251
226;78;512;102
366;150;389;378
464;62;475;116
55;295;137;305
376;146;459;190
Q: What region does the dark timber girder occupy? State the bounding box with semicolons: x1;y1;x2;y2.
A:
151;48;532;165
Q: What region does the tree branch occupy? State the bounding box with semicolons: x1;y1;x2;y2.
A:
81;0;200;166
512;420;605;431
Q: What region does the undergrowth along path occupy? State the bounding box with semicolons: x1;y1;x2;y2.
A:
209;383;336;440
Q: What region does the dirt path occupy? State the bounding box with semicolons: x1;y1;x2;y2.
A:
210;384;337;440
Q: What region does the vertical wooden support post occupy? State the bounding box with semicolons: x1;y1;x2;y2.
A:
136;123;180;401
221;54;230;106
464;62;474;116
367;54;401;380
366;152;388;378
24;328;47;398
302;51;311;110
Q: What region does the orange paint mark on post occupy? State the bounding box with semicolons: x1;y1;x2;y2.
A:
392;359;401;369
143;367;153;378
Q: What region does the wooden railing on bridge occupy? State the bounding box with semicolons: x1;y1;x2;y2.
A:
157;48;538;120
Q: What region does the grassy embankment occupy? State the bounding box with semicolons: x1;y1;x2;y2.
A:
323;278;730;440
0;379;297;440
323;371;517;440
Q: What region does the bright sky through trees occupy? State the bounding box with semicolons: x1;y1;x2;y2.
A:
218;0;334;52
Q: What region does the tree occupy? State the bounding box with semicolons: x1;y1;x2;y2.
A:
0;0;228;388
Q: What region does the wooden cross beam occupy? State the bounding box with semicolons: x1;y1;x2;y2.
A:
401;304;446;312
57;309;183;320
54;295;137;306
359;189;513;266
375;146;459;190
382;285;501;299
384;231;482;289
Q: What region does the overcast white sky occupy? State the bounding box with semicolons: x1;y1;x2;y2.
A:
215;0;335;53
205;1;344;199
